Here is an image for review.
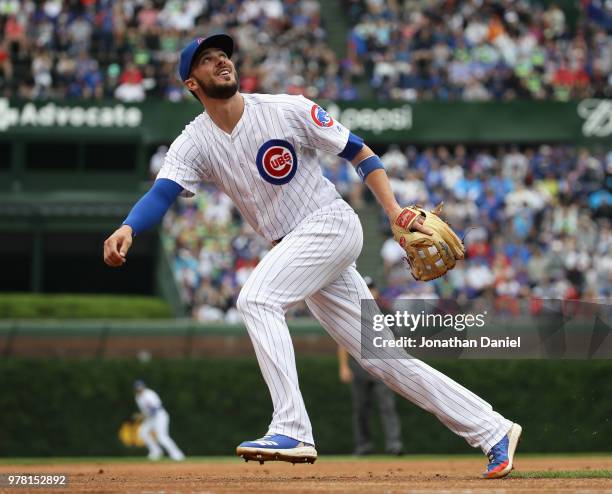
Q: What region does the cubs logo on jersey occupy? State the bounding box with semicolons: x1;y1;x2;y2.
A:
256;139;298;185
310;104;334;128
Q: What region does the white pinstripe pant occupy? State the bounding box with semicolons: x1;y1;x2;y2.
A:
236;200;512;453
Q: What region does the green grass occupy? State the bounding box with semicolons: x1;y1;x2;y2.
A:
1;454;610;466
0;293;172;319
511;469;612;479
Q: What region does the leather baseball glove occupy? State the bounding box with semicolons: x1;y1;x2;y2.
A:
391;203;465;282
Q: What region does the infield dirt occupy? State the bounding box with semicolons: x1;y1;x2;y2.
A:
1;456;611;493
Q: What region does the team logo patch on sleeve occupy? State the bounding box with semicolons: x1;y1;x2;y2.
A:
310;104;334;128
256;139;298;185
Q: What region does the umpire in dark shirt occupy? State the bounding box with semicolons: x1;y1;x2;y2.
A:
338;276;404;455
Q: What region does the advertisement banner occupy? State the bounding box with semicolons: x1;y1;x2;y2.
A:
0;98;610;145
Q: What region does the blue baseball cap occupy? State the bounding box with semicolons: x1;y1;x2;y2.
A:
179;34;234;81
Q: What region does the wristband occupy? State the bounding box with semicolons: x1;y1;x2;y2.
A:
355;155;384;181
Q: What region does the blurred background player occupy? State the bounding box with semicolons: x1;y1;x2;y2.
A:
133;379;185;461
338;276;403;456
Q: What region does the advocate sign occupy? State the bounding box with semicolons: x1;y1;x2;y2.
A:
0;98;143;132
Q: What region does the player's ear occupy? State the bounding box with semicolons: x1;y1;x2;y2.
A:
184;78;198;91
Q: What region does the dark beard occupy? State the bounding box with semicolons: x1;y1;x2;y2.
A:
196;75;239;99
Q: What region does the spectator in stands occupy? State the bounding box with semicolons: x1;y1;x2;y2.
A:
0;41;12;95
115;61;145;102
4;13;27;58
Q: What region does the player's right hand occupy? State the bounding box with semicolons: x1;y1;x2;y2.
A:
103;225;133;267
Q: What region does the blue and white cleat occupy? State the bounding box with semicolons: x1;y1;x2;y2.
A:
483;423;522;479
236;434;317;464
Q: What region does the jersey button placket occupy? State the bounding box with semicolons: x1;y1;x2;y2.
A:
239;161;263;232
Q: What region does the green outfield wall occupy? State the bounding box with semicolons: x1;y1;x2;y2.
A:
0;357;610;457
0;98;610;145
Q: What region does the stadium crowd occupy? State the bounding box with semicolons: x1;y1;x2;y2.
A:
159;144;611;321
344;0;612;101
1;0;610;102
0;0;351;102
377;143;610;312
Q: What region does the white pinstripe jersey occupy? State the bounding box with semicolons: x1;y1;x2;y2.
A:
156;93;352;241
135;388;163;417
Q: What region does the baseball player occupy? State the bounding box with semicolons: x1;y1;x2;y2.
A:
103;34;521;478
133;380;185;461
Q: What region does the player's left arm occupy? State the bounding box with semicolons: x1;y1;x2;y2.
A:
350;145;432;235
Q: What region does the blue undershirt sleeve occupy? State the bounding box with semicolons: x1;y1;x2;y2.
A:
122;178;183;236
338;131;364;160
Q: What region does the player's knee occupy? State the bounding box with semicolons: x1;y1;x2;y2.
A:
236;289;252;314
236;288;274;315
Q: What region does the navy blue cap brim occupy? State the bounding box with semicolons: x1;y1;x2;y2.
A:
179;34;234;81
